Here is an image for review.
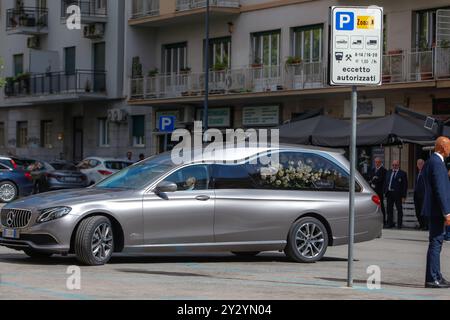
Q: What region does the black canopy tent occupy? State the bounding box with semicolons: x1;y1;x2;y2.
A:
444;126;450;137
311;113;437;147
278;115;350;145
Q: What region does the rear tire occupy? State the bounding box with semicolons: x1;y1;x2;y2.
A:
231;251;261;257
285;217;328;263
74;216;114;266
23;249;53;259
0;181;18;203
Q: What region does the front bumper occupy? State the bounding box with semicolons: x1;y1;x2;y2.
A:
0;214;79;254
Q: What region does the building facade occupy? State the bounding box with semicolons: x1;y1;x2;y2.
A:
0;0;450;182
126;0;450;184
0;0;154;162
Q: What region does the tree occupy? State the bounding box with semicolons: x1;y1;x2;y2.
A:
0;58;5;88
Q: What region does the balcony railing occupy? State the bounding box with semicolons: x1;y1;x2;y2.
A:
130;63;325;100
6;7;48;33
131;0;159;18
130;48;450;101
176;0;239;11
382;52;407;83
4;70;106;98
435;47;450;79
285;62;327;90
62;0;107;19
407;50;434;81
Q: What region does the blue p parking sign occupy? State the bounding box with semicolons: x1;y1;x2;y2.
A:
336;12;354;30
159;116;176;133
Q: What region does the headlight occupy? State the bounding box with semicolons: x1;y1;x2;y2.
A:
37;207;72;224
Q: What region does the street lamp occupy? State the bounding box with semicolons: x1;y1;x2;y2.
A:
203;0;210;141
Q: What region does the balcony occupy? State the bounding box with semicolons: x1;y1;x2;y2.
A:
129;48;450;103
132;0;160;19
176;0;240;11
6;7;48;35
62;0;108;24
129;63;326;100
129;0;240;27
4;70;107;101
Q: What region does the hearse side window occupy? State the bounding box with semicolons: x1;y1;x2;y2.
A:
212;164;256;189
254;151;359;192
164;165;210;191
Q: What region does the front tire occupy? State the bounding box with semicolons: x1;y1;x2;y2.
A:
285;217;328;263
0;181;18;203
74;216;114;266
23;249;53;259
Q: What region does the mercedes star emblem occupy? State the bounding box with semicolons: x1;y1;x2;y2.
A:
6;211;15;227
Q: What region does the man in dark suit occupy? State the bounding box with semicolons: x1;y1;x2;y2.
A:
422;136;450;288
384;160;408;229
414;159;427;230
369;157;387;225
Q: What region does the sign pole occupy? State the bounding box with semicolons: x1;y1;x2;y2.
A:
347;85;357;287
329;5;383;289
203;0;210;142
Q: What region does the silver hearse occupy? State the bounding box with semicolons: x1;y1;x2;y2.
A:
0;145;382;265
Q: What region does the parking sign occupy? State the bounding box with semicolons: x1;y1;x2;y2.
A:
159;116;176;133
330;6;383;86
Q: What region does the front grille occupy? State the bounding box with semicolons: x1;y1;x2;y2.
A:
1;209;32;228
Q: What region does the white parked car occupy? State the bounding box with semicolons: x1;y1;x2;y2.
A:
77;157;133;185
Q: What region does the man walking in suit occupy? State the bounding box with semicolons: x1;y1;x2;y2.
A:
422;136;450;288
384;160;408;229
414;159;427;230
369;157;387;225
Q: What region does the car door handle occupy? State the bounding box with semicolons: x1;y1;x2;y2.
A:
195;195;210;201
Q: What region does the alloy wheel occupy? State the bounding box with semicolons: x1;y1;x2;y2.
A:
295;222;325;259
91;223;113;261
0;183;16;202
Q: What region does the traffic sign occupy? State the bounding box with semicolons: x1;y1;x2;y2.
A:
159;116;176;133
330;6;383;86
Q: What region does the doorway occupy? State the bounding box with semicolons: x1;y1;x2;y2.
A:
93;42;106;92
73;117;84;162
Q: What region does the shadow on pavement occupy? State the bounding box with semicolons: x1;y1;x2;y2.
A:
318;277;425;289
0;252;350;265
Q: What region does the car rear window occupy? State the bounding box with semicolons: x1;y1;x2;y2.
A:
0;159;14;168
12;158;36;168
51;163;78;171
104;161;132;170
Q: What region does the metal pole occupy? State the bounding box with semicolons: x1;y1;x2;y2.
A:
203;0;210;141
347;85;358;288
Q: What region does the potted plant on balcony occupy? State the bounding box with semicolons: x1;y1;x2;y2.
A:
285;56;302;77
180;67;191;75
4;77;15;96
251;57;263;69
212;62;228;72
440;40;450;48
285;56;302;66
147;68;159;77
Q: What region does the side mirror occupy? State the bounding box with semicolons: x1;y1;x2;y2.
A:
154;181;177;194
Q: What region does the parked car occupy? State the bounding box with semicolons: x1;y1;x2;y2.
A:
0;162;34;203
77;157;133;185
28;161;88;193
0;156;36;170
0;145;382;265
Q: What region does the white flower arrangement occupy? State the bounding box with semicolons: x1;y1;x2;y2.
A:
260;162;342;189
